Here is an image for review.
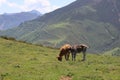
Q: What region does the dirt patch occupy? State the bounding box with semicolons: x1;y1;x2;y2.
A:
60;76;72;80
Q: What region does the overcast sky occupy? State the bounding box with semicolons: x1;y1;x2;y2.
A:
0;0;76;14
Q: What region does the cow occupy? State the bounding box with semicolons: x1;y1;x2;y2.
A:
70;44;89;61
57;44;72;61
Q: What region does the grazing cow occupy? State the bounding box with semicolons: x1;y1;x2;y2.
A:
57;44;72;61
70;44;89;61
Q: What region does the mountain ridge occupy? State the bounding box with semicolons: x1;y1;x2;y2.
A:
0;10;41;30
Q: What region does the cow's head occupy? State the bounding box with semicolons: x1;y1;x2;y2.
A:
57;56;62;61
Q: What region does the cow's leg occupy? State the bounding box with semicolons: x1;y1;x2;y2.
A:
73;52;76;61
72;52;76;61
82;48;86;61
67;52;70;60
65;54;67;60
71;52;74;61
82;52;86;61
65;52;69;61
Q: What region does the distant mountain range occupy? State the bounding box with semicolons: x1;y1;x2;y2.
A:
0;10;41;30
0;0;120;53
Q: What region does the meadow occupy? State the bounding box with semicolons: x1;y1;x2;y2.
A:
0;38;120;80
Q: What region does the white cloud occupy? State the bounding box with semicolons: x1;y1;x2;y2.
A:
24;0;50;7
0;0;59;14
23;0;59;13
6;1;20;7
0;0;6;6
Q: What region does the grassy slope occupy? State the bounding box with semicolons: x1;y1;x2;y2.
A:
1;0;120;53
0;38;120;80
103;47;120;56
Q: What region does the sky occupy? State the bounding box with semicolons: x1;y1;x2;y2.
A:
0;0;76;14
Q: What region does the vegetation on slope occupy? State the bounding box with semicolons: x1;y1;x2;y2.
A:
0;0;120;53
103;47;120;56
0;38;120;80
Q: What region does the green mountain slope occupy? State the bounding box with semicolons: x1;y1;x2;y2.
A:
0;38;120;80
0;0;120;53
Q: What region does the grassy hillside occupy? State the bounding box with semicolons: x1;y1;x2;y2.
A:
1;0;120;53
0;38;120;80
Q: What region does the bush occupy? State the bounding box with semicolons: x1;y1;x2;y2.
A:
0;36;16;41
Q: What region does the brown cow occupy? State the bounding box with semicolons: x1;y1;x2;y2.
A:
57;44;72;61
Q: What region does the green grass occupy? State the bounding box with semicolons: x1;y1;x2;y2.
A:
0;38;120;80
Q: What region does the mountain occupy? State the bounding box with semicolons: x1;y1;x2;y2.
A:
0;0;120;53
29;10;41;15
0;10;41;30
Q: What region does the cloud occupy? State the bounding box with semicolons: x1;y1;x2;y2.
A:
24;0;50;7
23;0;59;13
0;0;59;14
0;0;6;6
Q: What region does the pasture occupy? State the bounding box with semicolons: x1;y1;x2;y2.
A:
0;38;120;80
